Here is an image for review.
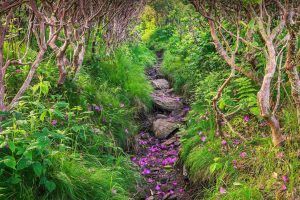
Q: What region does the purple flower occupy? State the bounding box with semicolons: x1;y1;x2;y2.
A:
51;120;58;126
16;69;22;73
172;181;177;186
179;188;184;193
240;152;247;158
142;168;151;175
162;157;177;165
221;140;227;145
94;105;102;112
139;158;148;167
131;157;137;161
281;184;287;191
201;136;207;142
244;115;250;122
233;139;241;145
139;139;147;145
232;160;237;168
183;106;190;112
147;178;154;183
220;187;227;194
155;184;161;191
282;175;288;182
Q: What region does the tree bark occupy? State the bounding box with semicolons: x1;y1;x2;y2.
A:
285;30;300;125
257;39;284;146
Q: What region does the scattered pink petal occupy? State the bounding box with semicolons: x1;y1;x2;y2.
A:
51;120;58;126
240;152;247;158
94;105;102;112
201;136;207;142
281;184;287;191
142;168;151;175
232;160;238;168
282;175;289;183
244;115;250;122
155;184;161;191
147;178;154;183
221;140;227;145
276;152;284;159
220;187;227;194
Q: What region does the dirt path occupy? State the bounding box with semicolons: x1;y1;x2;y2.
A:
132;54;190;200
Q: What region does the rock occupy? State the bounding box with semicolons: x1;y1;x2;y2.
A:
168;194;178;199
147;196;154;200
156;114;168;119
162;193;171;200
152;92;183;111
162;136;177;146
153;119;179;139
152;79;170;89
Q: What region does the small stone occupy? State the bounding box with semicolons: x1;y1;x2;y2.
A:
152;91;183;111
163;136;177;146
162;193;171;200
152;79;170;89
153;119;179;139
168;194;178;199
156;114;168;119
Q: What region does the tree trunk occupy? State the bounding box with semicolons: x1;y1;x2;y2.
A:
285;31;300;125
8;48;46;109
257;40;284;146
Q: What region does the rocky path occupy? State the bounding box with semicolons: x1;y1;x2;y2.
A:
132;54;190;200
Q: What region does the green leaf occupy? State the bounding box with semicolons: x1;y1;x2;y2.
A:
209;163;222;174
45;180;56;193
3;156;16;169
54;102;69;109
33;162;43;177
8;175;21;184
248;19;255;29
17;158;32;170
0;111;10;117
8;141;16;152
40;110;48;122
250;107;260;116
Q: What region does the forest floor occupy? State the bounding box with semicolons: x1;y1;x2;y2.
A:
131;54;191;200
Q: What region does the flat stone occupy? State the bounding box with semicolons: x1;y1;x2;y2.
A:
162;136;177;146
153;119;179;139
152;79;170;89
152;92;183;111
156;114;168;119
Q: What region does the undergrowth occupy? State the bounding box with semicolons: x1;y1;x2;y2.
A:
0;43;155;199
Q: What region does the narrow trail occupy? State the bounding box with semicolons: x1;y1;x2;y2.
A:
132;52;190;200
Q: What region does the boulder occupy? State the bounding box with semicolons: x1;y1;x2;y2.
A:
152;92;183;111
152;79;170;89
153;118;178;139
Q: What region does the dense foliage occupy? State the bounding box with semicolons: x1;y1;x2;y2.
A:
142;0;300;199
